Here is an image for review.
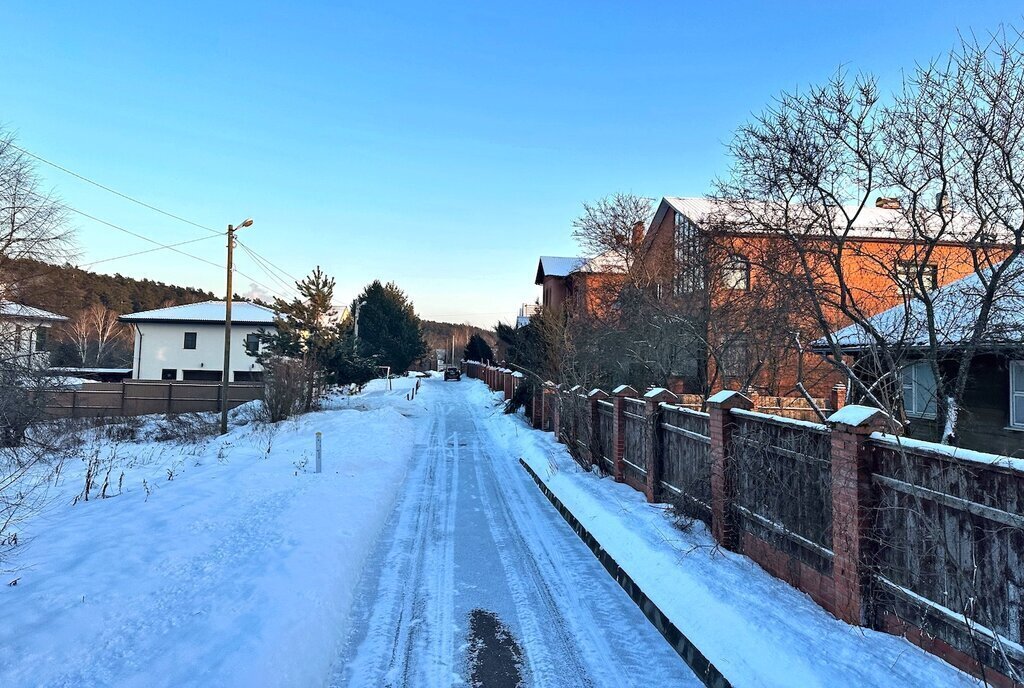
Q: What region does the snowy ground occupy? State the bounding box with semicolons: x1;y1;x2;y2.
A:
332;377;700;687
1;375;982;687
469;381;982;688
0;377;421;688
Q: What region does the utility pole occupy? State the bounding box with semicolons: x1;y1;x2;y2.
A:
221;218;253;435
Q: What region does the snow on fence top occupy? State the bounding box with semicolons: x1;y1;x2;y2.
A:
870;432;1024;473
731;407;829;433
826;405;889;427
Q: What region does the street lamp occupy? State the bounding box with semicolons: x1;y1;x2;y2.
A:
221;218;254;434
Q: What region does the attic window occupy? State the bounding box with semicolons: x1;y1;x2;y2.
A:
896;262;937;292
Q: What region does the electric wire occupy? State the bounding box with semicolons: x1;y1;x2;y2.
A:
9;142;221;236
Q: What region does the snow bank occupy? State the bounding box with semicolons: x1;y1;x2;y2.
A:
0;380;424;688
465;381;980;688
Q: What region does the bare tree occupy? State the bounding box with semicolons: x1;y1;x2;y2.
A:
0;130;72;301
67;303;128;367
0;128;74;568
717;30;1024;441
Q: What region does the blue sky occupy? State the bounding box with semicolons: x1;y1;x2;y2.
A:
3;2;1022;326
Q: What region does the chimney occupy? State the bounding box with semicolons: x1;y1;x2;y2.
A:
631;221;645;247
875;196;901;210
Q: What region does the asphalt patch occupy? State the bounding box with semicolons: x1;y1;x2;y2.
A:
465;608;524;688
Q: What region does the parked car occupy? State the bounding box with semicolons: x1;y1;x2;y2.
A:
444;367;461;381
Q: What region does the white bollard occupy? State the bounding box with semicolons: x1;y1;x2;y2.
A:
315;431;322;474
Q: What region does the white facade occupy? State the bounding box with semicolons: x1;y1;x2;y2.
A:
0;301;67;368
121;301;276;382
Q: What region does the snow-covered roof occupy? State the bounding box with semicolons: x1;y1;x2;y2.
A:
535;256;586;283
534;252;626;284
0;301;67;322
120;300;276;325
649;196;1008;246
823;259;1024;350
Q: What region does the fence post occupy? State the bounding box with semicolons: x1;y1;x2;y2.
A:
588;388;609;471
167;383;175;415
548;383;561;438
830;383;847;413
120;381;127;416
611;385;638;484
707;389;753;551
826;405;888;625
643;387;678;504
504;372;513;401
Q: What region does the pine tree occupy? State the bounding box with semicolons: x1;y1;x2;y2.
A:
353;281;428;373
260;267;379;413
463;333;493;363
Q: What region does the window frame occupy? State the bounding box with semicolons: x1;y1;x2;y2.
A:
896;261;938;292
244;333;260;356
722;254;751;291
183;331;198;350
1010;361;1024;429
901;360;938;420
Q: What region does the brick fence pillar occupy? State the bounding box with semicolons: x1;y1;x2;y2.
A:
588;389;609;471
611;385;638;484
503;371;513;401
547;382;561;438
830;383;847;413
532;384;548;427
541;381;556;432
826;405;888;625
642;387;678;503
707;390;754;550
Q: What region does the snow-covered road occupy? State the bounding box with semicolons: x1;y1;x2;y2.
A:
332;379;700;687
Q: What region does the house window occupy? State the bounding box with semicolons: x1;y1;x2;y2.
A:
244;333;260;356
901;361;938;419
182;369;221;382
183;331;197;349
674;212;705;294
35;327;48;352
161;368;177;380
722;254;751;290
1010;362;1024;429
896;261;938;292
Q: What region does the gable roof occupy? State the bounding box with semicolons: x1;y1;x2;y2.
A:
535;256;586;284
0;301;67;322
646;196;1006;248
534;253;626;285
120;300;276;325
822;260;1024;350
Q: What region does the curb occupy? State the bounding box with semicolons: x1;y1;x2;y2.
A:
519;458;732;688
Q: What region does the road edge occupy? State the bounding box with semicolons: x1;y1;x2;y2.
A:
518;458;733;688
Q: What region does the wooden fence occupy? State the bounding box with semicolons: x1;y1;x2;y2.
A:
39;380;264;418
466;361;1024;686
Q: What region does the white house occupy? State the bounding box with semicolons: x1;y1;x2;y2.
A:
0;301;67;368
120;300;276;382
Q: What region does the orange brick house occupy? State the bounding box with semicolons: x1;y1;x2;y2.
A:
638;196;1010;397
534;253;626;317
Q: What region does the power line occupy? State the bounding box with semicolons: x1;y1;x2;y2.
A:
9;142;222;236
79;235;220;269
235;238;301;284
236;243;297;298
66;204;290;300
